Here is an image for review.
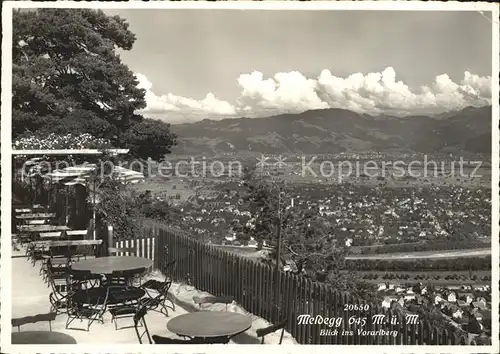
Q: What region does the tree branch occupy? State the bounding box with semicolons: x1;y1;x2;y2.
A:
287;245;299;256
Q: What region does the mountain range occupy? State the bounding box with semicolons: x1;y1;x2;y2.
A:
171;106;492;155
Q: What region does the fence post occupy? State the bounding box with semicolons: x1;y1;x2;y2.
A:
107;225;113;256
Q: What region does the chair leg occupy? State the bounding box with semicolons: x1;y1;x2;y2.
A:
160;304;169;317
166;296;176;311
87;315;97;331
66;316;73;329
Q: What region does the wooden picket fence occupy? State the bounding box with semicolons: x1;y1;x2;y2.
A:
117;220;468;345
113;235;156;261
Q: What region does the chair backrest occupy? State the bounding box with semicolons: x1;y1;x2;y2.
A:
256;319;288;344
12;312;57;332
193;295;234;310
46;257;69;275
31;241;51;251
109;270;132;286
163;259;176;280
67;268;93;289
108;247;136;256
152;335;204;344
165;259;176;270
134;306;152;344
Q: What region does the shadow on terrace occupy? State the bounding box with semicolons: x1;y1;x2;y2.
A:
11;234;295;345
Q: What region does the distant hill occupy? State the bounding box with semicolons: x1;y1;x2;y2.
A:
170;106;492;155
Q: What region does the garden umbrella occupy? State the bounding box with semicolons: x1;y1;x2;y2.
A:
43;164;98;220
45;164;145;239
23;157;52;206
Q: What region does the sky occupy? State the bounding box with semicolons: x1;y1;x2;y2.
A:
104;9;493;123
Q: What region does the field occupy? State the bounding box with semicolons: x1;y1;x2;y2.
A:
350;270;492;286
345;248;491;260
131;176;202;203
212;247;492;287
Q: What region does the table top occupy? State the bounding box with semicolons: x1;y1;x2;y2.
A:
11;331;77;344
167;312;252;338
17;225;70;233
39;233;63;239
15;207;46;214
16;213;55;219
72;256;153;274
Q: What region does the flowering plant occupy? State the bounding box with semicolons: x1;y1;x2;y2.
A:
13;133;113;150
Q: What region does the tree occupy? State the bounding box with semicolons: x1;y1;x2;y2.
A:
12;9;176;160
119;119;177;161
240;166;378;301
240;166;287;249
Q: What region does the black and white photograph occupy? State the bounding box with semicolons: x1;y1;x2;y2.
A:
1;1;499;352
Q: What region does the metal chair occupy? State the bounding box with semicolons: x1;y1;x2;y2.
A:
65;269;109;331
48;273;69;314
44;255;70;284
192;295;234;311
139;279;173;316
151;335;205;344
28;241;50;266
106;285;142;330
256;319;288;344
140;259;175;302
133;306;152;344
141;259;176;288
104;268;142;287
12;312;57;332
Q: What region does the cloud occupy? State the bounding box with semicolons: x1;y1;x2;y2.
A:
135;68;491;123
135;73;237;123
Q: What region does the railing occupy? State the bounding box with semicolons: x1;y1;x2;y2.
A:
117;220;468;345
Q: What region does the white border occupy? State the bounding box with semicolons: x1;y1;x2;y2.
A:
1;1;499;354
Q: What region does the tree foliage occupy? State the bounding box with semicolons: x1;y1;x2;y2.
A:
92;177;141;240
137;190;181;224
241;167;377;301
13;9;176;160
119;119;176;160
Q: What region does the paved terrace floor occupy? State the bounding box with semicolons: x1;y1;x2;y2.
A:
11;254;190;344
11;250;296;345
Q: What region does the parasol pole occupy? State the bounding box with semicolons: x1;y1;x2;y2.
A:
92;177;96;240
65;185;69;225
47;175;52;213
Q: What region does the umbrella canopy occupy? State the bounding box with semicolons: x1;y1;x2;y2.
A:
44;164;144;186
44;164;98;184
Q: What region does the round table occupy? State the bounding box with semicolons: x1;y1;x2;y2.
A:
167;312;252;338
72;256;153;274
12;331;77;344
